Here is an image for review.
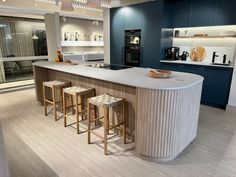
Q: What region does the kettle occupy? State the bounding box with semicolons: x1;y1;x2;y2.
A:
180;51;189;61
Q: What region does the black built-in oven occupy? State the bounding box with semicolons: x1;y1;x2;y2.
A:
124;29;141;67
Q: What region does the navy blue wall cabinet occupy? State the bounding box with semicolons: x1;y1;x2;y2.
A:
164;0;236;27
160;63;233;109
189;0;217;27
215;0;236;25
167;0;191;28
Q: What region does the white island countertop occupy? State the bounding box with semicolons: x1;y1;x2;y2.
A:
33;61;204;90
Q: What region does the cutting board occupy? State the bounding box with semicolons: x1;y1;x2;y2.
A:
190;46;206;62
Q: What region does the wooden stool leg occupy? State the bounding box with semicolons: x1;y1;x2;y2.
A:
75;94;79;134
80;96;84;120
122;101;126;144
52;86;57;121
70;94;74;114
87;101;91;144
94;105;97;126
104;107;109;155
43;85;47;116
60;87;63;111
63;91;67;127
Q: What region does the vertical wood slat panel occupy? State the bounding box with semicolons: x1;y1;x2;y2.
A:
136;82;203;162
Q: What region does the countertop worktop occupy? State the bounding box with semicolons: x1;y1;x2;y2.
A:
160;59;235;68
33;61;203;90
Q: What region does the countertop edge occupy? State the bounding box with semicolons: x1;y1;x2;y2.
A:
33;62;204;90
160;60;235;68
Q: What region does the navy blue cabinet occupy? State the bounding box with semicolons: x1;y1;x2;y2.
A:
141;2;162;68
110;1;163;68
169;0;191;28
160;63;233;109
202;66;233;108
165;0;236;27
124;5;144;30
110;7;125;65
215;0;236;25
189;0;217;27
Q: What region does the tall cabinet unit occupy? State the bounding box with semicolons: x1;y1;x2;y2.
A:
110;1;163;68
110;8;125;65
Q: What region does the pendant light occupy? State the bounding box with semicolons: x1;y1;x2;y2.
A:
61;0;74;11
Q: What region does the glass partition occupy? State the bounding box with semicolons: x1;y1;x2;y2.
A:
0;16;48;83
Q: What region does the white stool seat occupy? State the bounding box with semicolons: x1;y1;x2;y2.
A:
89;94;123;107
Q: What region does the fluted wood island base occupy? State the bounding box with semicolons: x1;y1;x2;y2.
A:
33;62;203;162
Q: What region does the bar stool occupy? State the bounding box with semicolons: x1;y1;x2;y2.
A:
87;94;126;155
43;80;70;121
63;86;95;134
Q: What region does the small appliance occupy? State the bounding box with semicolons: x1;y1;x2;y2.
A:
165;47;179;60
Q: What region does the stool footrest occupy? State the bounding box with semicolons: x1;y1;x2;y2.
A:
108;122;124;131
90;116;104;122
45;99;61;104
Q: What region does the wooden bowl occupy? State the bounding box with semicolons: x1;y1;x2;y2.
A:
148;69;172;78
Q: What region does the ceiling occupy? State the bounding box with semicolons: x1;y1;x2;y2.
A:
0;0;156;20
111;0;156;8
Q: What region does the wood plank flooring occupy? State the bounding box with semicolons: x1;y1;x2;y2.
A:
0;89;236;177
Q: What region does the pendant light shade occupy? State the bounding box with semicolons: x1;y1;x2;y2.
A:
61;0;74;11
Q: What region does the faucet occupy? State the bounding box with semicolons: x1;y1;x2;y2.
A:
212;52;218;63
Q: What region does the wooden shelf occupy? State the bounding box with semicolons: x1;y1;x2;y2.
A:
173;36;236;39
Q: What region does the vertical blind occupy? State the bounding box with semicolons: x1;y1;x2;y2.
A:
0;16;45;57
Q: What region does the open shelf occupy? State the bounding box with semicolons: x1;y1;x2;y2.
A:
61;41;104;47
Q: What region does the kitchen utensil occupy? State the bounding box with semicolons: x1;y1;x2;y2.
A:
148;69;172;78
190;46;206;62
180;51;189;61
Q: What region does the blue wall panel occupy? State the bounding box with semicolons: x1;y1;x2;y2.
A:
110;7;125;65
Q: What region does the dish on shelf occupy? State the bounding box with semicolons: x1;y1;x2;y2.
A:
148;69;172;78
190;46;206;62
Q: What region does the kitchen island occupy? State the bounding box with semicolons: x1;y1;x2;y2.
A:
33;61;203;162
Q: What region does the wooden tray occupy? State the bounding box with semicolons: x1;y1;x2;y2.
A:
148;69;172;78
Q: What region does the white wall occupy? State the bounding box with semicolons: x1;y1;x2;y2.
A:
60;17;103;53
229;62;236;107
103;9;110;64
44;13;61;61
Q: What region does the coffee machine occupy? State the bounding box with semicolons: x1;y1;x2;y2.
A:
165;47;180;60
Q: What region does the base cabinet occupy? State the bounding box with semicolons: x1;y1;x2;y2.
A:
160;63;233;109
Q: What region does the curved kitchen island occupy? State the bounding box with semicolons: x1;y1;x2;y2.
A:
33;62;203;162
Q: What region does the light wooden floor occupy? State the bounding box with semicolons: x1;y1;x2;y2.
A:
1;89;236;177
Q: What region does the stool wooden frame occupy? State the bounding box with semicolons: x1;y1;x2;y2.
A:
43;80;70;121
63;86;95;134
87;94;126;155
